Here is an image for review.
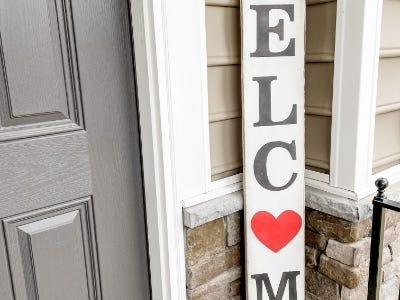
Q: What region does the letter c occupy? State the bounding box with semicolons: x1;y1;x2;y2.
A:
253;141;297;191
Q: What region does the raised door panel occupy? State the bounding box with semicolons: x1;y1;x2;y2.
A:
0;0;83;133
0;2;95;298
3;198;100;300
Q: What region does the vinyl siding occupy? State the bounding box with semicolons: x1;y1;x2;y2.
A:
205;2;242;180
305;1;336;173
373;0;400;173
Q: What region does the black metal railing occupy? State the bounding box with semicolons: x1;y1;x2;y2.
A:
368;178;400;299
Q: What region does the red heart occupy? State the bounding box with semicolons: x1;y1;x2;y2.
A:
251;210;302;253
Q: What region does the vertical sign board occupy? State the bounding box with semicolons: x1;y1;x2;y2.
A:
242;1;305;299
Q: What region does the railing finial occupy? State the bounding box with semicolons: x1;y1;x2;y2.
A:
375;178;388;200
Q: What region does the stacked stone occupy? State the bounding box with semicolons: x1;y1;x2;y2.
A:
183;191;400;299
305;208;400;300
185;212;243;300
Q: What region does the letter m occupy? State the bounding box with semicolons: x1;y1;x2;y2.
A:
251;271;300;300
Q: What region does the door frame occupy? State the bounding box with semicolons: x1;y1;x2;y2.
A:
130;1;187;299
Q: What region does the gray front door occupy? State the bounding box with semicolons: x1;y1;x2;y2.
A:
0;0;151;299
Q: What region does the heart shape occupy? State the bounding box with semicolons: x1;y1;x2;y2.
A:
251;210;302;253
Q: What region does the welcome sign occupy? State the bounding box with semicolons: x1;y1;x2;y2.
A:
242;1;305;299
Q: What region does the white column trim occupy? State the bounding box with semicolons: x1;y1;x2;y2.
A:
329;0;383;194
163;0;242;207
130;0;186;299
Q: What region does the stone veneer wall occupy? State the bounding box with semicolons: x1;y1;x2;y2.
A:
183;194;400;300
185;211;244;299
305;208;400;299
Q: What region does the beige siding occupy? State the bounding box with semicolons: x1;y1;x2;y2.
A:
305;1;336;173
373;0;400;173
376;58;400;110
206;0;337;178
374;111;400;172
380;0;400;53
208;65;241;122
306;1;336;62
209;118;242;180
205;3;242;180
305;115;331;171
305;63;334;116
205;6;240;66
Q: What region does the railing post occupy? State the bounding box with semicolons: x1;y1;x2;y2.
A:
367;178;388;300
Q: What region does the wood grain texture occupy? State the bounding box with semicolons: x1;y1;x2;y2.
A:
0;131;92;218
0;0;150;298
71;0;151;298
0;0;83;127
242;0;306;298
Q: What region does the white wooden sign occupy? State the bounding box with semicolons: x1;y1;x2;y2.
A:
242;1;305;299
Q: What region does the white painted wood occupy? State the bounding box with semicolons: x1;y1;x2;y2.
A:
305;169;329;183
183;181;243;208
208;173;243;190
306;177;358;200
242;1;305;298
165;0;210;202
329;0;383;194
130;0;186;299
307;166;400;203
373;165;400;187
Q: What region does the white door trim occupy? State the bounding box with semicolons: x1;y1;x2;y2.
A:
130;1;186;299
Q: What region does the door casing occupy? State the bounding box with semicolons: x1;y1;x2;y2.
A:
129;1;187;299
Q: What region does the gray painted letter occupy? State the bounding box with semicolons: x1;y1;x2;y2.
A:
253;141;297;191
250;5;295;57
253;76;297;126
251;271;300;300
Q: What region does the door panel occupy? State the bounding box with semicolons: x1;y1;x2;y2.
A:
3;198;100;300
0;132;92;218
0;0;150;299
0;0;83;127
